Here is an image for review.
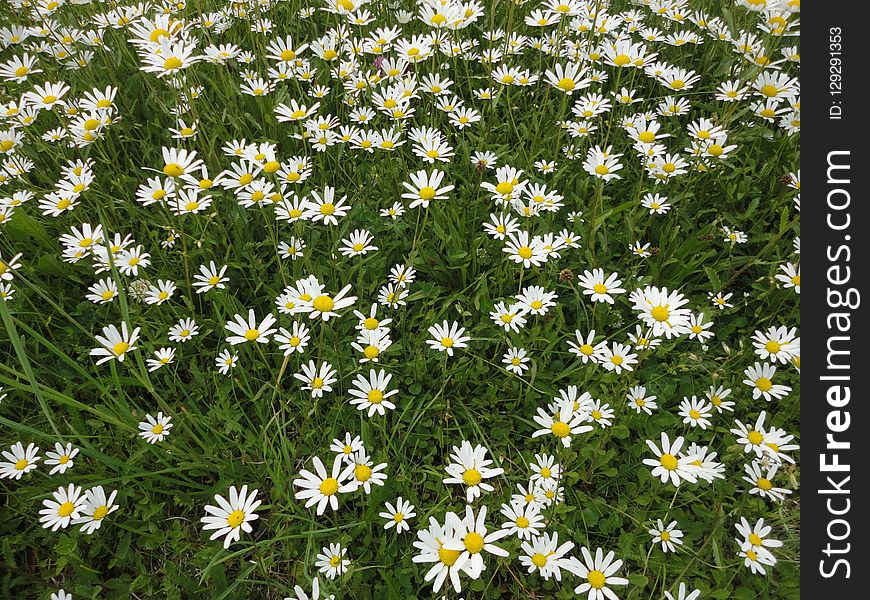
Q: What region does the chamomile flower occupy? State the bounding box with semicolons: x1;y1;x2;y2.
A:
742;461;792;501
293;455;354;516
380;497;416;533
138;412;172;444
200;485;262;549
443;441;504;503
500;501;545;540
570;546;630;600
348;368;398;416
169;317;199;342
0;442;40;480
316;543;350;579
648;519;684;553
678;396;714;429
343;449;388;494
74;486;119;534
39;484;86;531
44;442;79;475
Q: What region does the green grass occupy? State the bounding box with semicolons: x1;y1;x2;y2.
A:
0;0;799;598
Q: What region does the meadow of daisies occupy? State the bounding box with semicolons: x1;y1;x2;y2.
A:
0;0;800;598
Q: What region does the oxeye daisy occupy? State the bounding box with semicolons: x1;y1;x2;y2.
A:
570;546;630;600
0;442;40;479
342;449;388;494
168;317;199;343
678;396;714;429
216;349;239;375
293;455;354;516
44;442;79;475
225;309;278;345
519;531;576;581
316;543;350;580
39;484;86;531
642;432;701;486
577;269;625;304
90;322;140;365
743;362;792;401
380;497;415;533
200;485;262;549
138;412;173;444
330;433;364;462
348;368;398;416
294;360;337;398
443;441;504;503
74;485;119;534
648;519;684;553
742;461;792;501
401;169;454;209
502;346;530;375
532;399;593;447
426;320;470;356
627;386;658;415
665;583;701;600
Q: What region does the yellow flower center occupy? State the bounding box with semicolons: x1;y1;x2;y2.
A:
462;468;482;485
319;477;339;495
163;56;183;70
660;453;678;470
518;246;533;259
313;295;334;312
112;342;129;355
638;131;656;143
651;306;670;322
516;516;530;528
464;532;485;553
551;421;570;438
557;77;575;91
588;570;607;589
595;164;610;175
57;502;75;517
227;509;246;528
14;458;28;470
244;329;260;341
92;505;109;520
749;533;763;546
757;477;773;490
439;546;462;566
660;531;671;541
163;163;184;177
755;377;773;392
354;464;372;482
367;389;384;404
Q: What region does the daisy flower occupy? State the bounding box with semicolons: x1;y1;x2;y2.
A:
426;320;470;356
44;442;79;475
293;455;354;515
315;543;350;579
225;309;278;345
519;531;576;581
138;412;173;444
200;485;262;549
0;442;40;480
348;368;398;416
39;484;86;531
74;485;120;534
443;441;504;503
570;546;630;600
380;497;416;533
648;519;684;553
642;432;701;486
